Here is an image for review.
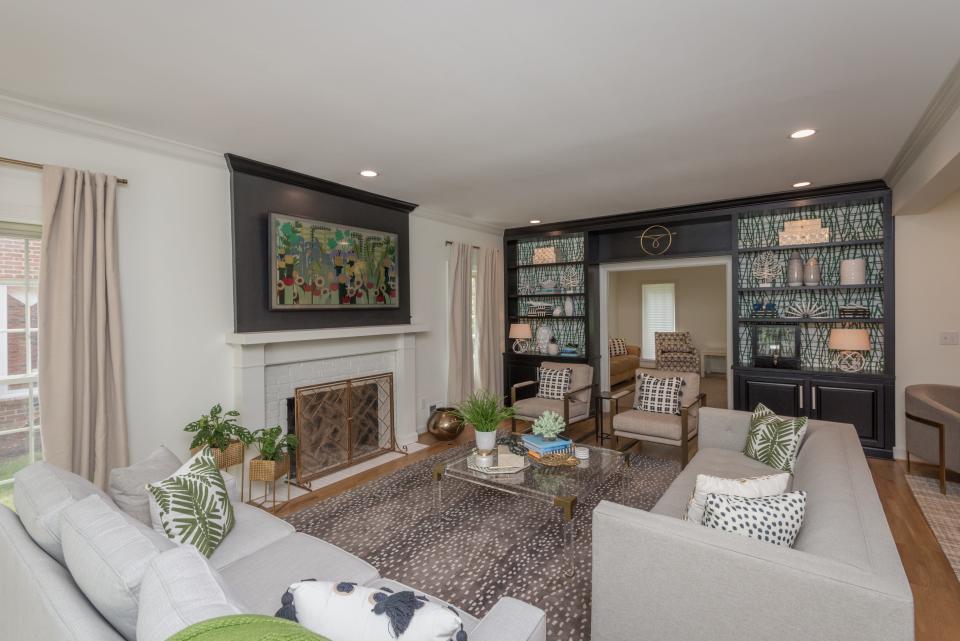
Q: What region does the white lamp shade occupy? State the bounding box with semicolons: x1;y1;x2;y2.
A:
509;323;533;340
829;328;870;351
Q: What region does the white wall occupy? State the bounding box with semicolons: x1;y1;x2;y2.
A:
893;188;960;458
0;109;502;462
607;265;727;355
408;213;501;429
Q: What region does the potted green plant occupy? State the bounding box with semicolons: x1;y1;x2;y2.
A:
183;404;253;470
532;410;566;441
454;390;515;454
249;427;300;504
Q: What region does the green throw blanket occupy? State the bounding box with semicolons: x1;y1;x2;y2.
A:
167;615;329;641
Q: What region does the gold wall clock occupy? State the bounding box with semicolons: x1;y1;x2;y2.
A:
635;225;675;255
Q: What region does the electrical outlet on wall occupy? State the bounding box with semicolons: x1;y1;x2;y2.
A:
939;331;960;346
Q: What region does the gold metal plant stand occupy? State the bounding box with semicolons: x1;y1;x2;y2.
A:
248;454;291;513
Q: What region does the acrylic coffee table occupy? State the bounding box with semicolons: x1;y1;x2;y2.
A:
432;444;625;576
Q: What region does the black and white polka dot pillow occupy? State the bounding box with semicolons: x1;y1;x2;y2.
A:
702;490;807;547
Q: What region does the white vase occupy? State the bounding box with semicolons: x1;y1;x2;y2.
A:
547;342;560;356
803;258;821;286
840;258;866;285
475;429;498;454
564;296;574;316
536;325;553;353
787;251;804;287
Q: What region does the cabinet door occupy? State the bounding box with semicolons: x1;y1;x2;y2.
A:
811;382;882;447
742;377;805;417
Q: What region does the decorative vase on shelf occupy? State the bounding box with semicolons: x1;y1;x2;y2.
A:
840;258;866;286
787;251;804;287
803;257;821;286
564;296;574;316
536;325;553;353
547;338;560;356
552;306;562;317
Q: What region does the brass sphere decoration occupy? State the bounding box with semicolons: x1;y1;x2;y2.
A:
426;407;464;441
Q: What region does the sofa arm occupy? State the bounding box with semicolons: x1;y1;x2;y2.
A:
469;597;546;641
626;345;641;357
591;501;913;641
697;407;754;451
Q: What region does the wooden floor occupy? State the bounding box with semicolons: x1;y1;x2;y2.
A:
276;406;960;641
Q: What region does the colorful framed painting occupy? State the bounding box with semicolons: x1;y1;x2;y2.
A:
269;213;399;309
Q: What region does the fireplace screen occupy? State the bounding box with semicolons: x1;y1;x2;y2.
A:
291;373;397;485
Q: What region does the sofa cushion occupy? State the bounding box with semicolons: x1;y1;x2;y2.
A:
702;491;807;547
137;546;245;641
286;580;465;641
743;403;807;473
609;354;640;378
60;495;175;640
369;578;480;631
219;532;380;615
540;361;593;403
208;501;295;570
685;472;791;524
513;396;589;422
109;446;182;525
147;447;235;557
609;338;628;357
13;461;116;564
651;448;781;518
634;373;684;415
536;366;571;400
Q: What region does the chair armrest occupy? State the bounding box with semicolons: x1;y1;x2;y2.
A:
469;597;546;641
511;380;537;403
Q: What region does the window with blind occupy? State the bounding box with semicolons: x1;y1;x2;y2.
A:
642;283;676;360
0;223;42;510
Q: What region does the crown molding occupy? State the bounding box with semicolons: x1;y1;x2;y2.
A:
0;93;225;169
886;57;960;186
411;206;505;235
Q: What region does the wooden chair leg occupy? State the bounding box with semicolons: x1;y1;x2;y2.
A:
906;450;911;474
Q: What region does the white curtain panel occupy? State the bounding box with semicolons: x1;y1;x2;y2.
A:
40;166;129;487
476;246;504;395
446;242;474;404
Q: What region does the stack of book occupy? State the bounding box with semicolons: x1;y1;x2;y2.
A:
521;434;573;460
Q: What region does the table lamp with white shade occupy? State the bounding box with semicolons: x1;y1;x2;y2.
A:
509;323;533;354
829;328;871;372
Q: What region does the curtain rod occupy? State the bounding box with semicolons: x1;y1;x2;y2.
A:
445;240;483;249
0;155;129;185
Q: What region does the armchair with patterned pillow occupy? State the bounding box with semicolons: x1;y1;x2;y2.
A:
655;331;700;373
510;362;596;434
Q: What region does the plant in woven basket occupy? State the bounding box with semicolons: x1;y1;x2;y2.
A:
454;390;515;433
252;426;299;462
532;410;566;440
184;404;253;451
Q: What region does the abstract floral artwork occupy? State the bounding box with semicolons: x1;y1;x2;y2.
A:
270;213;398;309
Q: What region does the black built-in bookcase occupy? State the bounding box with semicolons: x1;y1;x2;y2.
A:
503;180;895;457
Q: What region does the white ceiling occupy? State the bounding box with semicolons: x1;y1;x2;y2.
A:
1;1;959;228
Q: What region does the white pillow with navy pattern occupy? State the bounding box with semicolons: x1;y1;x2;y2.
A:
634;373;684;415
608;338;628;357
536;367;572;400
278;580;467;641
702;491;807;547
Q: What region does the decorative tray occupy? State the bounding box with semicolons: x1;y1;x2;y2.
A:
466;451;531;475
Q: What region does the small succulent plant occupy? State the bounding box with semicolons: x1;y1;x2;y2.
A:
532;410;566;440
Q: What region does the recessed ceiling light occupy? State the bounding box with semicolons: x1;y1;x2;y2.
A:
793;181;812;188
359;169;378;177
529;219;542;224
789;129;816;139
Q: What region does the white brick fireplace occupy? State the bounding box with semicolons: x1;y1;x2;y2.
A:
225;324;429;465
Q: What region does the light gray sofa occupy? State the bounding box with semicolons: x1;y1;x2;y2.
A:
0;461;546;641
592;407;914;641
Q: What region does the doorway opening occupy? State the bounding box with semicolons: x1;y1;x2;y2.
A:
599;256;733;410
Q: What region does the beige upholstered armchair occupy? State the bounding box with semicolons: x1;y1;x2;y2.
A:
905;384;960;494
511;362;596;434
603;369;705;468
655;331;700;373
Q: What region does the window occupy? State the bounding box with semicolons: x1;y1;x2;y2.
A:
642;283;675;360
0;224;41;510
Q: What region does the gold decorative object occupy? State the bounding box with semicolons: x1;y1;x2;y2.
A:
192;439;245;500
635;224;675;255
248;454;290;512
536;452;580;467
426;407;464;441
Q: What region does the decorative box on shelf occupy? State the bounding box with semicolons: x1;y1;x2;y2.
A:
779;218;830;246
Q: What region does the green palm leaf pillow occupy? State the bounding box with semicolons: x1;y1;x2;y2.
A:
147;447;235;557
743;403;808;472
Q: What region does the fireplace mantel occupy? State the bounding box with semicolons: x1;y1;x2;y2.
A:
225;323;429;346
